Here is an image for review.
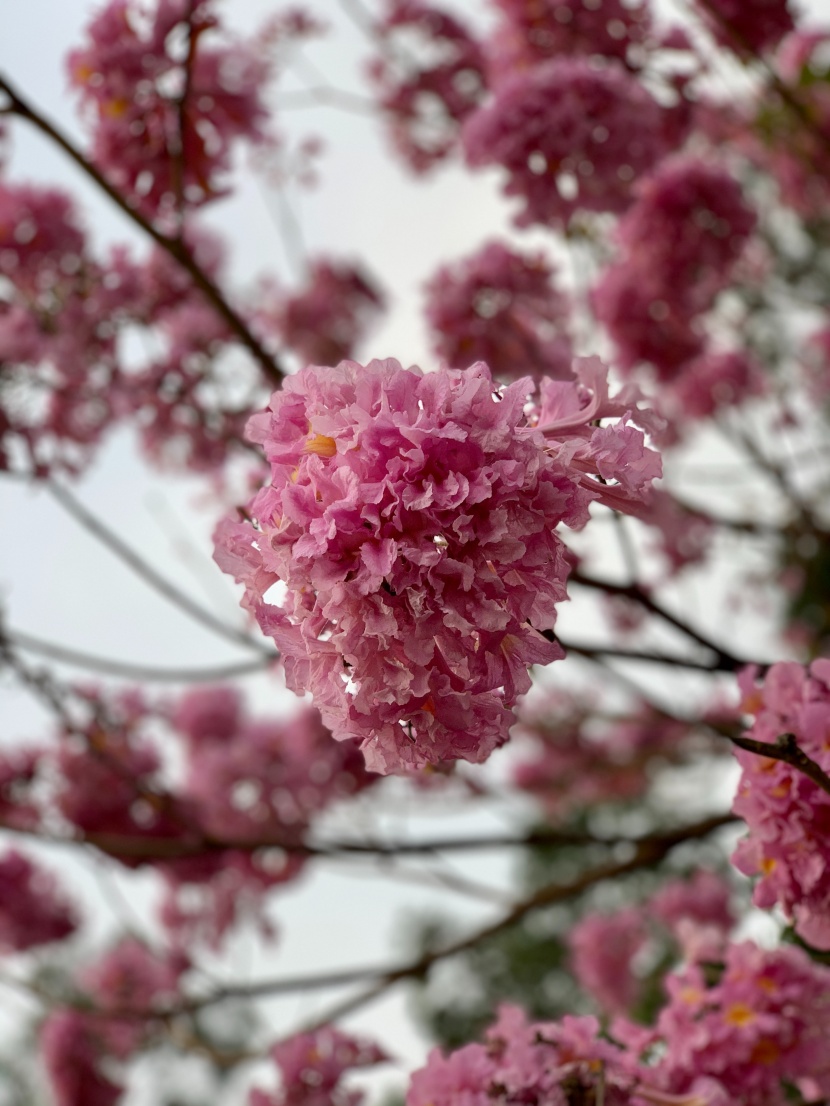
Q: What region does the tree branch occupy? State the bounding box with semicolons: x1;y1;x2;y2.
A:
0;72;284;386
47;480;273;656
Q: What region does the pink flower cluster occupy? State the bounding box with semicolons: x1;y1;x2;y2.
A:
7;686;374;947
163;686;376;943
251;1027;387;1106
701;0;795;55
594;157;757;382
0;184;125;473
369;1;487;172
264;259;386;368
215;357;660;773
569;871;735;1017
652;940;830;1102
68;0;272;222
42;938;185;1106
424;241;572;381
487;0;653;76
0;849;78;952
731;659;830;949
462;58;671;227
409;941;830;1106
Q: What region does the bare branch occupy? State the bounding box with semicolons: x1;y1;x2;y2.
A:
47;480;273;656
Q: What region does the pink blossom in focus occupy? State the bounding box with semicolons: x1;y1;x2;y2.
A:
215;357;660;773
369;1;487;172
462;58;671;227
654;941;830;1102
424;240;573;381
731;660;830;949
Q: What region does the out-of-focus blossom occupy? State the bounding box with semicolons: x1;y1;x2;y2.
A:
369;1;487;172
424;241;572;381
463;58;671;227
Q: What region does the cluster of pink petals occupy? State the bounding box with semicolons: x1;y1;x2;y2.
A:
409;941;830;1106
42;938;185;1106
731;659;830;949
670;349;766;421
7;685;373;946
409;1004;647;1106
512;691;697;820
701;0;796;55
264;259;386;368
215;357;660;773
251;1027;387;1106
569;906;648;1017
0;849;78;952
568;871;734;1017
0;179;251;476
487;0;653;78
462;58;671;227
594;157;757;379
0;184;125;473
424;241;573;381
369;1;487;172
67;0;272;221
652;940;830;1103
164;688;376;941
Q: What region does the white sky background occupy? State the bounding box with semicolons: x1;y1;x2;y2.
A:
1;0;829;1102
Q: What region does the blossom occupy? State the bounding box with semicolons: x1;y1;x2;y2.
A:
700;0;795;56
463;58;670;227
0;850;78;952
369;1;487;172
67;0;273;221
0;184;123;473
251;1027;387;1106
670;349;765;420
408;1005;643;1106
731;659;830;949
424;241;573;381
654;941;830;1103
569;907;648;1017
41;939;186;1106
512;691;695;820
487;0;653;78
594;158;756;378
215;357;660;773
264;259;385;367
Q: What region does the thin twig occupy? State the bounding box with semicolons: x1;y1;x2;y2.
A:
729;731;830;798
7;628;273;683
47;480;273;656
570;572;751;671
